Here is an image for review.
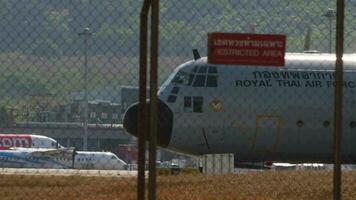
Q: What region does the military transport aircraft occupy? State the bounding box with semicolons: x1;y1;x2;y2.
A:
123;52;356;164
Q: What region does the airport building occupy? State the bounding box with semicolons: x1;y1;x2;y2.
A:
0;86;186;164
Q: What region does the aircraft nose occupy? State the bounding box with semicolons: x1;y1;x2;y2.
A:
123;99;173;148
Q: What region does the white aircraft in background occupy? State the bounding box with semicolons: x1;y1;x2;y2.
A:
0;147;127;170
123;52;356;165
0;134;63;149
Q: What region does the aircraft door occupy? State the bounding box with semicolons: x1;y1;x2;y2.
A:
252;116;281;152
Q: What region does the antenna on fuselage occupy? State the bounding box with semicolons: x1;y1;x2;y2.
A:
304;25;312;51
303;26;320;53
193;49;201;60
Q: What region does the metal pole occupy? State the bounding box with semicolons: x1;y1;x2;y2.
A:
324;8;335;53
149;0;159;199
79;28;92;151
329;18;333;53
83;32;88;151
138;1;151;199
334;1;344;200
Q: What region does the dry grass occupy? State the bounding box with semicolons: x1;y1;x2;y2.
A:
1;171;356;200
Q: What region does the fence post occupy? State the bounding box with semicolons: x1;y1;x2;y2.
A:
334;0;344;200
149;0;159;200
138;0;151;199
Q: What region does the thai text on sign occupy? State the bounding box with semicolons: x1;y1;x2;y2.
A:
208;33;286;66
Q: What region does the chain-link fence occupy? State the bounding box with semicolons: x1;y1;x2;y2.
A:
0;0;355;199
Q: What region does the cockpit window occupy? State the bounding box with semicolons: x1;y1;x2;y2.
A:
192;75;206;87
208;66;217;73
171;66;218;87
206;75;217;87
188;74;194;85
198;66;207;73
192;66;198;73
190;65;218;87
172;71;189;85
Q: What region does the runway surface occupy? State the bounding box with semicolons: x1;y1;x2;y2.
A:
0;168;137;177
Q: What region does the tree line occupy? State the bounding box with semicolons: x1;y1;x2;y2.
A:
0;0;354;57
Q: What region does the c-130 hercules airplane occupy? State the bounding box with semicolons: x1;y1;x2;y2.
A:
123;52;356;164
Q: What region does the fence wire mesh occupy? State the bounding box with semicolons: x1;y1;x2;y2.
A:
0;0;355;200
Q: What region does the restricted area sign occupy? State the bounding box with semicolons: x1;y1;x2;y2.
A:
208;32;286;66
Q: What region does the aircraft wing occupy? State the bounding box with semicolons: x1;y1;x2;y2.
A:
29;147;76;158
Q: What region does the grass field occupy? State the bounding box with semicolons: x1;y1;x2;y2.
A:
1;170;356;200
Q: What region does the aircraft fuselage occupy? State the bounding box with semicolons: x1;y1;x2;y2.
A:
124;53;356;163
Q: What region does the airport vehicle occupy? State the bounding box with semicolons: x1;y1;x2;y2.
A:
0;134;63;149
0;147;127;170
123;53;356;164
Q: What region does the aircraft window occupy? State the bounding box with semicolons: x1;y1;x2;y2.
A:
193;96;203;112
184;97;192;112
208;66;217;74
113;113;119;119
184;96;203;112
206;76;217;87
192;75;206;87
188;74;194;85
111;156;116;159
172;71;188;84
90;112;96;118
198;66;207;73
167;95;177;103
101;112;108;119
171;87;180;94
